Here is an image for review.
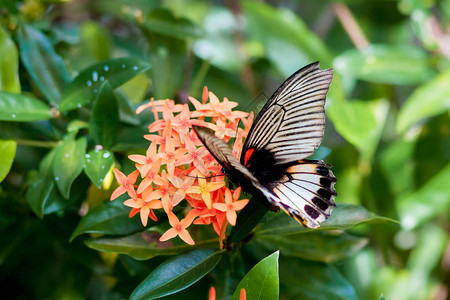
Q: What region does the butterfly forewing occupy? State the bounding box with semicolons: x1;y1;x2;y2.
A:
241;62;333;166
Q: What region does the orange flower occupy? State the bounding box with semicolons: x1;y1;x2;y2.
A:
123;187;162;226
213;187;249;226
110;169;139;200
187;178;225;209
159;211;196;245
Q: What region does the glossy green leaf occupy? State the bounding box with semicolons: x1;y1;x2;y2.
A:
244;1;332;76
0;140;16;183
396;69;450;134
17;24;69;104
0;92;52;121
52;133;87;198
59;57;151;112
333;45;434;85
86;230;218;260
0;25;20;92
129;249;221;300
71;199;144;241
229;198;269;242
254;231;368;263
379;294;386;300
327;98;389;161
397;163;450;230
255;204;396;236
280;257;357;300
83;149;113;188
26;149;57;218
230;251;279;300
89;83;119;148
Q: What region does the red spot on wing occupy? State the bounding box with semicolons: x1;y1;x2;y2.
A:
244;148;255;166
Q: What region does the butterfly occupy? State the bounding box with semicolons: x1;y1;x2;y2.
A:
193;62;336;228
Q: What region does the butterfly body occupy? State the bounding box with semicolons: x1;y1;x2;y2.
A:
194;62;336;228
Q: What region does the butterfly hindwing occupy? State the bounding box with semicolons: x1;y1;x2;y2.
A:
242;62;333;166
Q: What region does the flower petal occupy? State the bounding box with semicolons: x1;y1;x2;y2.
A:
159;228;178;242
178;228;195;245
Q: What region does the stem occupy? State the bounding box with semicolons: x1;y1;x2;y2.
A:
332;3;369;49
16;139;59;148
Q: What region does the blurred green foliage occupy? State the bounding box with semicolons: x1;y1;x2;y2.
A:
0;0;449;299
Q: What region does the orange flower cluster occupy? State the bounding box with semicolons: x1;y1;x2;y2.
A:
110;88;253;246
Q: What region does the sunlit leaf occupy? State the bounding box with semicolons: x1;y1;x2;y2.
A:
142;9;202;40
80;21;111;61
0;25;20;93
83;149;113;188
0;92;52;121
230;251;279;300
17;23;69;104
333;45;435;85
59;57;151;112
129;249;221;300
0;140;16;183
89;83;119;148
396;69;450;134
52;133;87;198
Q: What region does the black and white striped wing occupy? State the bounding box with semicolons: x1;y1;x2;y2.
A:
241;62;333;165
192;126;257;181
260;160;337;228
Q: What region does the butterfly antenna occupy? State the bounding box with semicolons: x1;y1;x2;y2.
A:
184;174;226;180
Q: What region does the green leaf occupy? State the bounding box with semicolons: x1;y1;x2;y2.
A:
229;199;268;243
280;257;357;300
397;163;450;230
142;9;202;40
396;69;450;134
254;231;368;263
89;83;119;148
71;199;144;241
129;249;222;300
52;133;87;198
26;149;57;218
230;251;279;300
255;204;397;236
59;57;151;112
327;98;389;161
244;1;333;76
379;294;386;300
333;45;435;85
0;25;20;93
85;230;218;260
0;92;52;121
0;140;16;183
83;149;113;188
17;24;69;104
80;21;111;61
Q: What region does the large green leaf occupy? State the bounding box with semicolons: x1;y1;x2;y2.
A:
230;251;279;300
254;231;368;263
71;198;143;241
396;69;450;134
229;199;269;243
59;57;151;112
280;258;357;300
397;162;450;230
80;21;111;61
26;149;57;218
52;133;87;198
83;149;114;189
89;83;119;148
129;249;221;300
0;140;16;183
0;92;52;121
85;231;218;260
17;24;69;104
333;45;434;85
0;25;20;93
255;203;396;237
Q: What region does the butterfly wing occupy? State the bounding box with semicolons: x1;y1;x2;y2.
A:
241;62;333;166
